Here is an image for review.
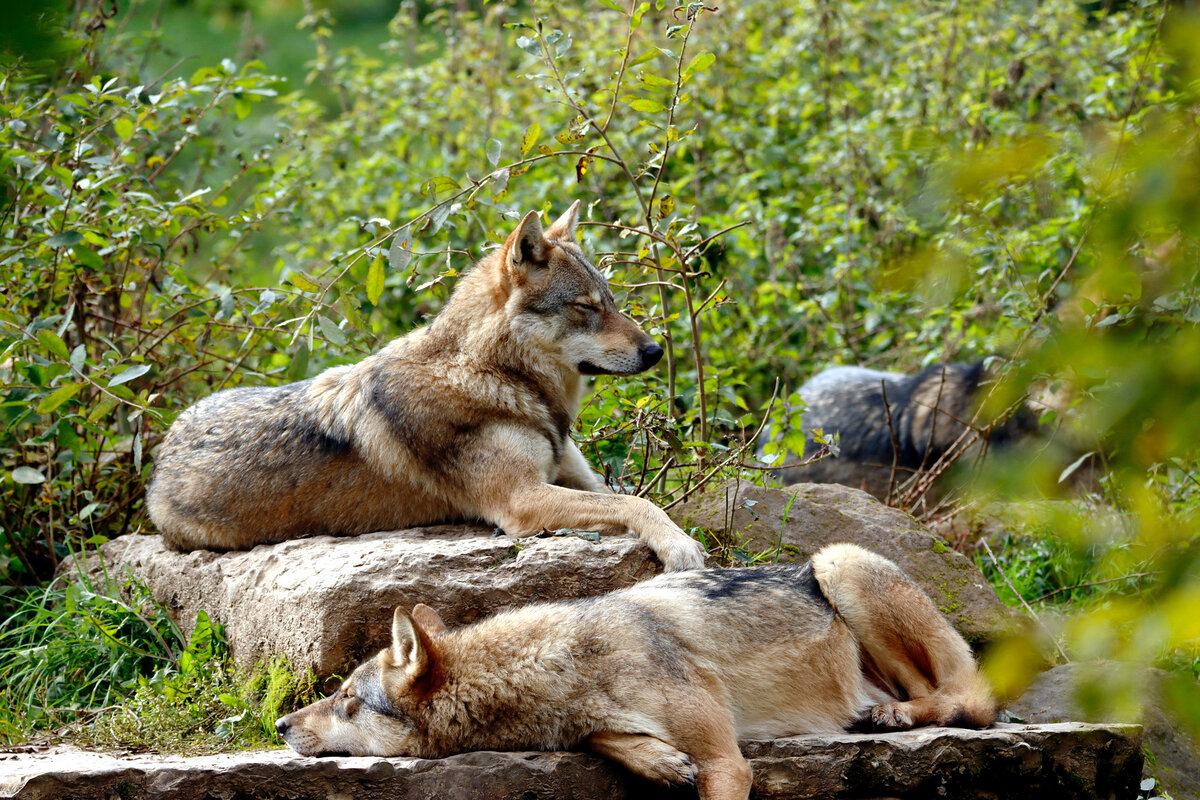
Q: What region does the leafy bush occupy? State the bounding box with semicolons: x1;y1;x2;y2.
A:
0;23;291;590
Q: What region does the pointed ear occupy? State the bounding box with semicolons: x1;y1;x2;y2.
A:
391;606;431;677
544;200;581;242
411;603;449;637
506;210;548;281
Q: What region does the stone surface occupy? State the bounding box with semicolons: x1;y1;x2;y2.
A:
0;724;1142;800
89;526;660;679
1008;662;1200;800
670;479;1017;643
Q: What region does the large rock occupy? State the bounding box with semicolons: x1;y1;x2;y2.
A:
0;723;1142;800
669;479;1016;643
90;526;659;679
1008;662;1200;800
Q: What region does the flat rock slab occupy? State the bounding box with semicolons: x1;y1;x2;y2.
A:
670;479;1017;643
1;723;1142;800
89;526;659;678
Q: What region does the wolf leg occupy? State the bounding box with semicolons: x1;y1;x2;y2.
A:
553;441;611;493
653;682;752;800
466;430;705;571
586;731;698;786
479;481;705;571
812;543;996;730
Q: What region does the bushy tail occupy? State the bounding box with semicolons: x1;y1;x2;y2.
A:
811;543;995;729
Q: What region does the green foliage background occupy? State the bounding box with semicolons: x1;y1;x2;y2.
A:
1;0;1198;753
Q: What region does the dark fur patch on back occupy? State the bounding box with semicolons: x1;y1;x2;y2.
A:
688;562;828;607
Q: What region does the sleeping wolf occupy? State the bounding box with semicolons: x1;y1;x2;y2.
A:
276;543;995;800
146;203;706;572
758;361;1037;500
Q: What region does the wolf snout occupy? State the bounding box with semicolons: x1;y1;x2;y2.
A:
639;342;664;370
275;716;291;736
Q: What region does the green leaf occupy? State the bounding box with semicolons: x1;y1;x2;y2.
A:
520;122;541;155
47;231;83;249
421;176;460;198
629;98;667;113
631;2;650;30
388;231;413;272
87;397;119;424
73;245;103;269
629;49;659;67
108;364;151;387
11;467;45;485
289;272;320;292
288;340;310;381
639;72;676;88
599;0;624;12
37;383;84;414
318;315;346;347
366;258;386;305
37;329;70;360
113;117;134;141
657;194;675;219
683;51;715;81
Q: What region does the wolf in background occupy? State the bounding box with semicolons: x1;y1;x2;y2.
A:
758;361;1038;501
146;202;706;572
276;543;995;800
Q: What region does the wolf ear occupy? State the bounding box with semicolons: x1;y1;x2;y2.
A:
391;606;431;677
506;210;548;281
411;603;449;637
544;200;581;242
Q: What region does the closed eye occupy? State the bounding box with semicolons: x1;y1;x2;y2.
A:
572;302;599;312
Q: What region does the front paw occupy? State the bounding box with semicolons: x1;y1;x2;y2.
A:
659;534;707;572
645;746;698;786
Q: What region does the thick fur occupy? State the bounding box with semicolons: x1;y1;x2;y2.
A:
146;203;706;572
758;361;1037;499
276;544;995;800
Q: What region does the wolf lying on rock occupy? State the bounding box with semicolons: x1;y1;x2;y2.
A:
277;544;995;800
146;202;705;572
759;361;1039;500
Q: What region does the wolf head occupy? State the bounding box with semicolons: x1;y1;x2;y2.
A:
495;202;663;376
275;604;449;758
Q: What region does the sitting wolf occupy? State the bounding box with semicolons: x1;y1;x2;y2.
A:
758;361;1037;500
146;202;706;572
276;543;995;800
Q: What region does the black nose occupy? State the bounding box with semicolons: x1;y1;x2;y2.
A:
275;717;291;736
639;342;664;369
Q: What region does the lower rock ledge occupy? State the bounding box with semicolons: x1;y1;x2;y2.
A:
0;722;1142;800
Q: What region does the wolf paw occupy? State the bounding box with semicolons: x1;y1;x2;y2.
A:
641;743;699;786
871;702;915;731
658;536;707;572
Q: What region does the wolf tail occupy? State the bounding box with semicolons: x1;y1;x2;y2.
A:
811;543;996;729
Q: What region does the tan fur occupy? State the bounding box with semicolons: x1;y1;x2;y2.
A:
146;203;706;572
277;544;995;800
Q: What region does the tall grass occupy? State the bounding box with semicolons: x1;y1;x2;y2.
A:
0;551;317;751
0;555;184;740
